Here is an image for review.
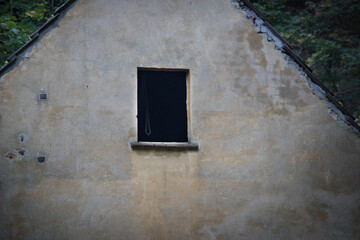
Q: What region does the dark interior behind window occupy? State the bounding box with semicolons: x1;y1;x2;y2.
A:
137;69;188;142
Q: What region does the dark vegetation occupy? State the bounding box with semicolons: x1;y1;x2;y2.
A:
1;0;359;122
0;0;66;65
252;0;360;123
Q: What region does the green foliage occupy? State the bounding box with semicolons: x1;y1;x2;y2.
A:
252;0;360;123
0;0;66;66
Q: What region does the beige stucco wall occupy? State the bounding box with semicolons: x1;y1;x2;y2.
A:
1;0;360;239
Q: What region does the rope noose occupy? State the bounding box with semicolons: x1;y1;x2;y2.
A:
144;79;152;136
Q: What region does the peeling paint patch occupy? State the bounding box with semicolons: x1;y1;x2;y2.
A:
4;149;25;161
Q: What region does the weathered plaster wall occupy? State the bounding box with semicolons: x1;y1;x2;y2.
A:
1;0;360;239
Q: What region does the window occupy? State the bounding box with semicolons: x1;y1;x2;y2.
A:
137;68;188;142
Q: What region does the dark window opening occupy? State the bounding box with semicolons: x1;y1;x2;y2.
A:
138;69;188;142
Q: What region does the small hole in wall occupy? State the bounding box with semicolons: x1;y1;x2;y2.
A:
18;133;28;143
18;150;25;156
39;93;47;100
37;156;45;163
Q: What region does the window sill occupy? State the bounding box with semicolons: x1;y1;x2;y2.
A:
131;141;199;150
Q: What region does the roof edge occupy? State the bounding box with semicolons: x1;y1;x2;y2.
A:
236;0;360;134
0;0;78;78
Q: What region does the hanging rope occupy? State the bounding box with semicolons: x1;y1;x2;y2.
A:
144;79;152;136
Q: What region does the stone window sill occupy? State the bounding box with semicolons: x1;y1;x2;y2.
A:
131;141;199;150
